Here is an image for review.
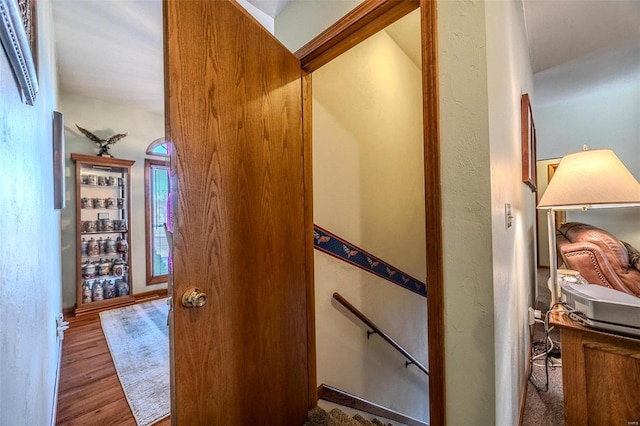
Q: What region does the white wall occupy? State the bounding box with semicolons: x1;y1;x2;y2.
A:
535;83;640;248
60;94;167;308
311;24;428;421
437;0;496;422
438;0;537;423
485;0;536;424
0;1;62;424
275;0;361;52
236;0;275;34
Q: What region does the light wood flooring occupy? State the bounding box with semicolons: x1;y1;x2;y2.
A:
56;309;171;426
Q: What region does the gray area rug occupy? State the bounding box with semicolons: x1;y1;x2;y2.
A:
100;299;170;426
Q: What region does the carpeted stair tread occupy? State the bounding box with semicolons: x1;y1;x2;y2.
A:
304;406;343;426
305;406;392;426
352;413;374;425
329;408;361;426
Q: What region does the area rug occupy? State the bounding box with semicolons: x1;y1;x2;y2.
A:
100;298;170;426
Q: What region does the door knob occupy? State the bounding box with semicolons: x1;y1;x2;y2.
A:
181;287;207;308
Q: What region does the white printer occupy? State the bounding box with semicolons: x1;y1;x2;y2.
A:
560;284;640;338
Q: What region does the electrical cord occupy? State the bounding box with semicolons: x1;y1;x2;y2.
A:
528;302;574;392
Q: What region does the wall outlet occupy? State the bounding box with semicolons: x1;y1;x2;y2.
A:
56;313;69;340
528;307;535;325
528;307;542;325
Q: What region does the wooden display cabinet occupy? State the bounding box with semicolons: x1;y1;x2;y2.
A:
72;153;135;315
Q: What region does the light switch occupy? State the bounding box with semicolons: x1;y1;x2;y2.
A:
505;203;513;229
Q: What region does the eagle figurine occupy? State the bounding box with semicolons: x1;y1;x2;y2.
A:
76;124;128;157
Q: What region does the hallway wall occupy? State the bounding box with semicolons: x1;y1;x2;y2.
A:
59;94;167;308
438;0;536;423
0;2;62;424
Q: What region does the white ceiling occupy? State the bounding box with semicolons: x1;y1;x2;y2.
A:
51;0;640;115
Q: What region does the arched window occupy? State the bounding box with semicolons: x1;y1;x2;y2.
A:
145;139;170;285
146;138;170;157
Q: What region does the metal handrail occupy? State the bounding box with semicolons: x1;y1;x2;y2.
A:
332;292;429;375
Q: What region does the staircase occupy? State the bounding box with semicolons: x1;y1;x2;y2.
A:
305;406;393;426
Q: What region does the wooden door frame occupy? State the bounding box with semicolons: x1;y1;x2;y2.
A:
295;1;444;423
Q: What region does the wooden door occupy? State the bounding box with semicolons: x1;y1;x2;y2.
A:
164;0;312;423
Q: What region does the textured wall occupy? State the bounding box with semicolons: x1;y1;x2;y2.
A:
437;0;496;422
276;4;428;419
311;23;428;421
485;0;536;424
0;1;62;424
60;94;166;308
275;0;361;52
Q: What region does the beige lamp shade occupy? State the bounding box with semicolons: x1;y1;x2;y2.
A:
537;148;640;210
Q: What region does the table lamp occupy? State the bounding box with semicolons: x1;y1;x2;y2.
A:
537;147;640;303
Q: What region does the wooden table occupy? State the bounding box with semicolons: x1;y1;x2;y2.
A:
549;309;640;425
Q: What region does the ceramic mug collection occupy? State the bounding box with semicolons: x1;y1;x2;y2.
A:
81;197;125;210
81;236;127;257
81;257;129;279
82;278;129;303
82;175;123;187
81;219;127;233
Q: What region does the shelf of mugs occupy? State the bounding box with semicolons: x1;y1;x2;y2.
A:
80;174;125;187
81;219;128;233
73;154;136;314
80;236;128;256
81;207;125;211
81;276;130;304
81;197;125;210
80;183;124;188
81;258;129;281
81;230;128;235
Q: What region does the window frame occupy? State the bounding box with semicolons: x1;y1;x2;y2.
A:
144;157;170;285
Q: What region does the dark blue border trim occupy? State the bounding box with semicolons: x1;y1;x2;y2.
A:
313;225;426;297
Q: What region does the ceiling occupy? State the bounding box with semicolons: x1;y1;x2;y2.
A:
51;0;640;115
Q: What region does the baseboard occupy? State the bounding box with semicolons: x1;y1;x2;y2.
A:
50;335;63;426
134;288;168;301
518;328;535;426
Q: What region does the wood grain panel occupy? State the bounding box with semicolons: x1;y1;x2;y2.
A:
560;328;589;425
165;0;309;423
296;0;420;72
552;314;640;425
584;346;640;424
303;69;318;409
420;1;445;424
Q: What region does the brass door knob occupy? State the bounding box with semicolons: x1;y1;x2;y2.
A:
181;287;207;308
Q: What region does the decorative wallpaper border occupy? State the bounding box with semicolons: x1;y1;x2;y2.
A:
313;225;426;297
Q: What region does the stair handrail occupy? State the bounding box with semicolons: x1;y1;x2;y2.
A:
332;292;429;375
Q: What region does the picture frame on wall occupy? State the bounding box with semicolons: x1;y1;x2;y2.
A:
0;0;38;105
521;93;537;192
53;111;65;210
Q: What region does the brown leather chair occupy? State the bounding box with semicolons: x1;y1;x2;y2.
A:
556;222;640;297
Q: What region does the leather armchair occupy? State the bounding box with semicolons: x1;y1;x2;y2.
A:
556;222;640;297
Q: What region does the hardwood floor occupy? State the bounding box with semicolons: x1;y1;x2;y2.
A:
56;310;171;425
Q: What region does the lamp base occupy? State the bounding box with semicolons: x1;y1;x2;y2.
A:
547;276;560;306
548;270;588;305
